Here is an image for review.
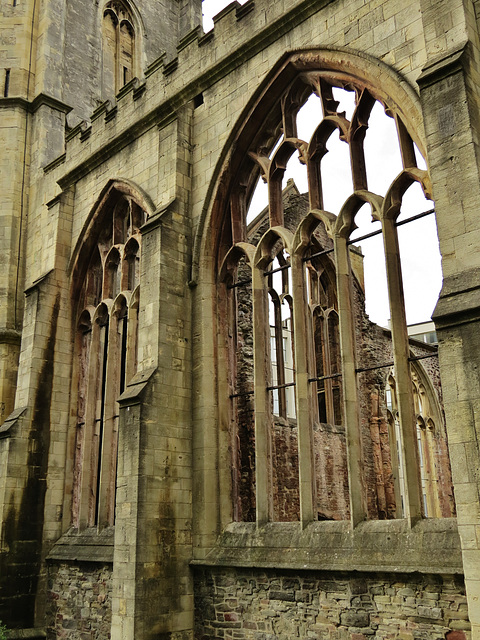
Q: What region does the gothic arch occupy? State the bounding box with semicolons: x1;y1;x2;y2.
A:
100;0;145;97
192;47;426;283
69;178;155;299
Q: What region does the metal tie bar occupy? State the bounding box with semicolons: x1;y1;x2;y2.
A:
266;381;296;391
356;352;438;374
231;354;437;397
227;278;252;289
308;372;342;383
264;263;291;276
302;209;435;262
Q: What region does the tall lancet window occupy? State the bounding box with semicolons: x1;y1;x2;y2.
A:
72;192;145;529
102;0;136;97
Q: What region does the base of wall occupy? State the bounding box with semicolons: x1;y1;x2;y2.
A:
6;630;46;639
194;566;470;640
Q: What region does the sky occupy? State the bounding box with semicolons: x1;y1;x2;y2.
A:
201;0;442;328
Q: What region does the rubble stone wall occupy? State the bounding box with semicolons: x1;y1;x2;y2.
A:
46;562;113;640
194;566;469;640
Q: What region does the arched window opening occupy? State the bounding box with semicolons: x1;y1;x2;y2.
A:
267;248;295;420
84;248;103;307
119;21;134;86
123;237;140;290
72;191;145;529
113;198;129;244
384;367;452;519
215;60;454;526
102;1;136;97
104;247;121;299
222;251;255;522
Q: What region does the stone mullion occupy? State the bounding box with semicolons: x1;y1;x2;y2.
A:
333;234;367;526
230;188;247;244
268;171;284;228
426;425;441;518
125;293;139;384
381;216;422;524
291;252;316;525
96;310;120;529
252;262;273;525
78;316;103;529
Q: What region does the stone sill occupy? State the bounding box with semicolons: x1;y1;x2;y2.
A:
192;518;462;575
46;526;114;563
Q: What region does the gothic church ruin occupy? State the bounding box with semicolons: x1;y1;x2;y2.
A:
1;0;480;638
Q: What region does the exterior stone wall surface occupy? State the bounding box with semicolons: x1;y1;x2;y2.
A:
194;567;469;640
46;562;112;640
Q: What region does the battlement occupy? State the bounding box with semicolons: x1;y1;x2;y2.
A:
43;0;322;184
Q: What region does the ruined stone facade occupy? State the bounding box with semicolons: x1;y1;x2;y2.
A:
1;0;480;639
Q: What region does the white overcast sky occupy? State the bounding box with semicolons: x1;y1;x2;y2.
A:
201;0;442;328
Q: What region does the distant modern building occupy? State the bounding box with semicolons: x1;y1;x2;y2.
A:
408;321;438;345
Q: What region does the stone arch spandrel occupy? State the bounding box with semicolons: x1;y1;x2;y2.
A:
192;47;426;285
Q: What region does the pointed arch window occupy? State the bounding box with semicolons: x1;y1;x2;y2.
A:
385;365;454;519
102;1;136;97
72;194;145;529
214;55;455;527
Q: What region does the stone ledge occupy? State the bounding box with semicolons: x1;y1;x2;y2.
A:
6;630;46;639
47;527;115;563
0;407;27;439
192;518;463;575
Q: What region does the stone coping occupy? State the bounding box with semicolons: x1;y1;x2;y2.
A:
191;518;463;575
46;527;115;563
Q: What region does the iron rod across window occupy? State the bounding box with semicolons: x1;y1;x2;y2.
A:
355;352;438;374
302;247;334;262
308;372;342;383
302;209;435;263
266;381;296;391
264;263;291;276
308;353;437;381
227;278;252;289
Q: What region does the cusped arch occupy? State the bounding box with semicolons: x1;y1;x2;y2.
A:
70;179;154;298
335;190;384;239
218;242;256;284
383;168;432;221
254;226;294;270
100;0;145;64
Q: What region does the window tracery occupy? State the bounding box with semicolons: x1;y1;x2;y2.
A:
385;366;447;518
216;63;455;526
72;195;145;529
102;0;136;97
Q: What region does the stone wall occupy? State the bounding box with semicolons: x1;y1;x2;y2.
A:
194;567;469;640
46;562;112;640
